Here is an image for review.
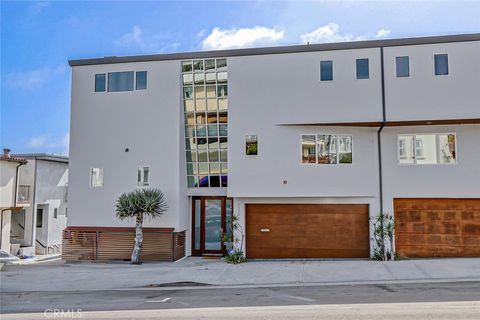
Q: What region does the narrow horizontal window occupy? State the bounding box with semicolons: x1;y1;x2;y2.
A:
136;71;147;90
397;134;456;164
108;71;134;92
356;58;369;79
434;54;449;76
95;74;106;92
396;56;410;77
302;134;353;164
320;60;333;81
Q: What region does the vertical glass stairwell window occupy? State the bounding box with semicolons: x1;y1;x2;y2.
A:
182;59;228;188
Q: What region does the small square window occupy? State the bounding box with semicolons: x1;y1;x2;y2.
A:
205;59;215;70
90;168;103;188
356;58;369;79
245;135;258;155
137;167;150;187
95;74;106;92
136;71;147;90
320;60;333;81
216;58;227;70
182;61;193;73
396;56;410;77
434;54;449;76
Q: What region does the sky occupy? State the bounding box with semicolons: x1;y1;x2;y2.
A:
1;0;479;155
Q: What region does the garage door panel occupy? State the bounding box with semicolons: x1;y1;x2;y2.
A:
395;198;480;258
246;204;369;259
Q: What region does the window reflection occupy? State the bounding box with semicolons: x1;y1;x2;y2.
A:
183;58;228;187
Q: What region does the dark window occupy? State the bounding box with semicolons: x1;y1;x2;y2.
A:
65;208;68;217
136;71;147;90
356;58;369;79
54;208;58;219
36;209;43;228
396;56;410;77
108;71;134;92
320;60;333;81
95;74;106;92
434;54;449;75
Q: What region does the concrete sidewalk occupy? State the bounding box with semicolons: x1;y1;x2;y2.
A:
1;257;480;292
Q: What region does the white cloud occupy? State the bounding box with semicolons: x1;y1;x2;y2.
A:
25;132;69;155
201;26;285;50
61;133;69;156
300;23;391;44
376;29;391;39
115;25;145;48
115;26;181;53
30;1;51;14
6;68;50;89
26;134;51;148
5;64;67;89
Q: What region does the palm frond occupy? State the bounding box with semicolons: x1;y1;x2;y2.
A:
115;188;168;220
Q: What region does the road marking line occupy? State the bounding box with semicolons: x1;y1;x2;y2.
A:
146;298;171;303
278;294;316;302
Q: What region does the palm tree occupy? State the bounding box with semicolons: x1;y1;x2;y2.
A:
115;188;168;264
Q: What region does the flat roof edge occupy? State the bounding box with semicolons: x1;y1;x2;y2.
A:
69;33;480;67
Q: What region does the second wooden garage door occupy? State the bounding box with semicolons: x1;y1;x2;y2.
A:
246;204;370;259
395;198;480;257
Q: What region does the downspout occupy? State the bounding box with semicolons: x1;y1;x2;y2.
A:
378;47;387;214
30;158;38;248
14;162;26;207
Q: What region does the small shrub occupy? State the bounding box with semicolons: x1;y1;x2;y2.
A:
225;251;246;264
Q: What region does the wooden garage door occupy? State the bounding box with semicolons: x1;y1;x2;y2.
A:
395;198;480;258
246;204;370;259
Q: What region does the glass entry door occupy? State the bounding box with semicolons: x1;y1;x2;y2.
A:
192;197;232;256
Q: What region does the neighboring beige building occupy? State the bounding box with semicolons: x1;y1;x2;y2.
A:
0;149;28;254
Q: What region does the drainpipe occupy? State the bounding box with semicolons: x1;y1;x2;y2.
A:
378;47;387;214
14;162;27;208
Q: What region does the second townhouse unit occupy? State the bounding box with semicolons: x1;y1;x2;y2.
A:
11;153;69;255
65;33;480;261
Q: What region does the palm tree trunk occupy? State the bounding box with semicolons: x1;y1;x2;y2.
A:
131;213;144;264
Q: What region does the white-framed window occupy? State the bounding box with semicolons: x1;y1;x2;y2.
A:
90;168;104;188
397;134;456;165
301;134;353;164
137;166;150;187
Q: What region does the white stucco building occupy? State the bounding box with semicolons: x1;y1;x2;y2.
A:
65;33;480;261
11;154;69;255
0;150;28;254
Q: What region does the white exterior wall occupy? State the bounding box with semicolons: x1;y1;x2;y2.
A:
68;37;480;258
0;162;18;209
228;48;383;125
34;160;68;247
382;124;480;216
69;61;189;231
384;41;480;121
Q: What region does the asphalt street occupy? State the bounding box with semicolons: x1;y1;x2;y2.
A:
1;281;480;317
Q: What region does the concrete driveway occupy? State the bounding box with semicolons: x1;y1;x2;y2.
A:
1;257;480;292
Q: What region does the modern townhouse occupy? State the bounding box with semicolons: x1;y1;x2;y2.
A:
0;149;28;255
11;154;69;255
65;33;480;262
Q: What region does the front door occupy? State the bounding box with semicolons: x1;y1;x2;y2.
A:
191;197;232;256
